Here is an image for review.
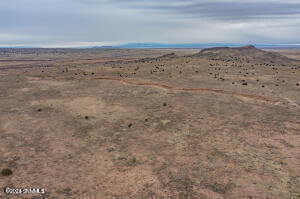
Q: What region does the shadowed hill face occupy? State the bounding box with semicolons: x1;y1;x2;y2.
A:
233;45;256;49
133;53;178;63
194;45;293;64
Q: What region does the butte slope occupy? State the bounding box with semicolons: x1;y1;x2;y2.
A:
191;45;296;65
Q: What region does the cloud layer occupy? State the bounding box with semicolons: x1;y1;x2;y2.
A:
111;0;300;19
0;0;299;47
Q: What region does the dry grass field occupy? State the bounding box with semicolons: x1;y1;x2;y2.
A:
0;46;299;199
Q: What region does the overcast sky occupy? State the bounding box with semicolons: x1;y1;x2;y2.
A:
0;0;300;47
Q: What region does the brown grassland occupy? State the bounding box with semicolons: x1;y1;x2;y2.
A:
0;46;299;199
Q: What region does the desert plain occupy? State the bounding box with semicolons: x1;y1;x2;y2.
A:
0;46;299;199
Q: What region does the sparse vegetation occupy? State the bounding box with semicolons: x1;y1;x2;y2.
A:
0;47;299;199
1;168;12;176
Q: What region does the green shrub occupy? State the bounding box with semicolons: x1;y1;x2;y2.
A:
1;168;12;176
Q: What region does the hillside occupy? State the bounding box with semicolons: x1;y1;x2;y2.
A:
192;45;294;65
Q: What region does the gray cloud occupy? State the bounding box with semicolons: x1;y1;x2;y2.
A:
0;0;299;47
111;0;300;21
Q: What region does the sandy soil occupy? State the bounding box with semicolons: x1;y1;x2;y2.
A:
0;47;299;199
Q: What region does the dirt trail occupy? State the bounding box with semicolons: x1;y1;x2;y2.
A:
26;73;277;103
92;77;277;103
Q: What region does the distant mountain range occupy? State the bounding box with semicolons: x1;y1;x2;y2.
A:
94;43;300;49
1;43;300;49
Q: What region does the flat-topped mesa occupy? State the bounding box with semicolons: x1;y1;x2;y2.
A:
234;44;256;49
193;44;293;64
200;45;258;54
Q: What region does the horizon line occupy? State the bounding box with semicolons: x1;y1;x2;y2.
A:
1;42;300;49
